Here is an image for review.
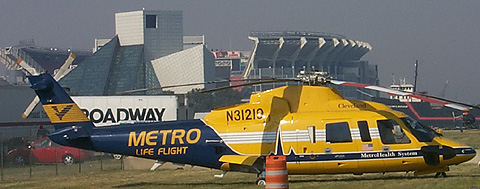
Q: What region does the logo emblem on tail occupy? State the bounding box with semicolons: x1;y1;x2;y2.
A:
51;105;73;120
44;103;89;123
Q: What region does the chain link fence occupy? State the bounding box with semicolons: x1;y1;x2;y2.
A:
0;130;125;182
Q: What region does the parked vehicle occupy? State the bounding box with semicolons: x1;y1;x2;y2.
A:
5;137;93;165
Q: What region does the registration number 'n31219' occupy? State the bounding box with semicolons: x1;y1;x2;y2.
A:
226;108;264;122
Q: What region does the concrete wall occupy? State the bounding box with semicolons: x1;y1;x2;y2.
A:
151;45;215;94
115;11;144;46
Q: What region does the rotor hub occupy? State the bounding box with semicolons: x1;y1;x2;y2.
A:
296;71;332;86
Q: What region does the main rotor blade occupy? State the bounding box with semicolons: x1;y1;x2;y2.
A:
117;78;278;94
200;78;300;93
420;93;480;110
118;82;216;94
329;79;472;111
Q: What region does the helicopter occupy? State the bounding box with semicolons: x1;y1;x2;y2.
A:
26;70;477;184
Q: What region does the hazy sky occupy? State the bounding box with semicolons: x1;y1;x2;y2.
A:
0;1;479;103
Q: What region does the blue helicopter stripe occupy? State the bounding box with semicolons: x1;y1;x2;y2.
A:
285;150;419;162
282;147;475;163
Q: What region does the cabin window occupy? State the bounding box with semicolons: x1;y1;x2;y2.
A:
377;119;411;144
358;121;372;142
307;126;316;143
326;122;352;143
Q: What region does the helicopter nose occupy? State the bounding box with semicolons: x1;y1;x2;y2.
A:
422;145;476;166
453;146;476;164
457;146;476;156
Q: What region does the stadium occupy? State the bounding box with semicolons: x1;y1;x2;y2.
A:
243;31;376;99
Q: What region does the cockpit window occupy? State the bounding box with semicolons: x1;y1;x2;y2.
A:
377;119;411;144
401;117;437;142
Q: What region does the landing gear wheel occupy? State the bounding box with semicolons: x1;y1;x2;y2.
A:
256;178;266;185
435;172;447;178
63;154;75;165
112;154;122;160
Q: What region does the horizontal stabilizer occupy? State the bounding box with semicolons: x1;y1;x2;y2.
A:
219;155;259;166
53;125;91;140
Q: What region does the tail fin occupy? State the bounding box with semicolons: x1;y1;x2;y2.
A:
28;73;91;129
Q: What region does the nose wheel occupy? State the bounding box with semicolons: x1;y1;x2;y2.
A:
255;178;266;185
435;172;447;178
256;171;266;185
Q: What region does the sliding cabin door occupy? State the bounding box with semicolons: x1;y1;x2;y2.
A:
376;119;419;171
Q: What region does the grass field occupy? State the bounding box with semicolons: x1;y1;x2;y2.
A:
442;129;480;149
0;130;479;188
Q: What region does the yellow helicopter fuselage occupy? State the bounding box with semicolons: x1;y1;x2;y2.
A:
28;73;476;181
204;85;476;175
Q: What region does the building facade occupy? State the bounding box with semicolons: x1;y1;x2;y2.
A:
59;10;214;95
115;10;183;61
59;36;161;95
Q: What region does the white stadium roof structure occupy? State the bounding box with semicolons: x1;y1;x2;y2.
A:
242;31;376;99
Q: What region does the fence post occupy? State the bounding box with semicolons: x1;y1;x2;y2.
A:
29;146;32;178
1;132;4;181
78;148;82;173
121;157;124;170
55;147;58;176
100;153;103;171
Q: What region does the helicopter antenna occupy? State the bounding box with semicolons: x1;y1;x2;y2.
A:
440;80;449;97
413;60;418;93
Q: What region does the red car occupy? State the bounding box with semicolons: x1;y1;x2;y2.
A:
6;137;93;165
